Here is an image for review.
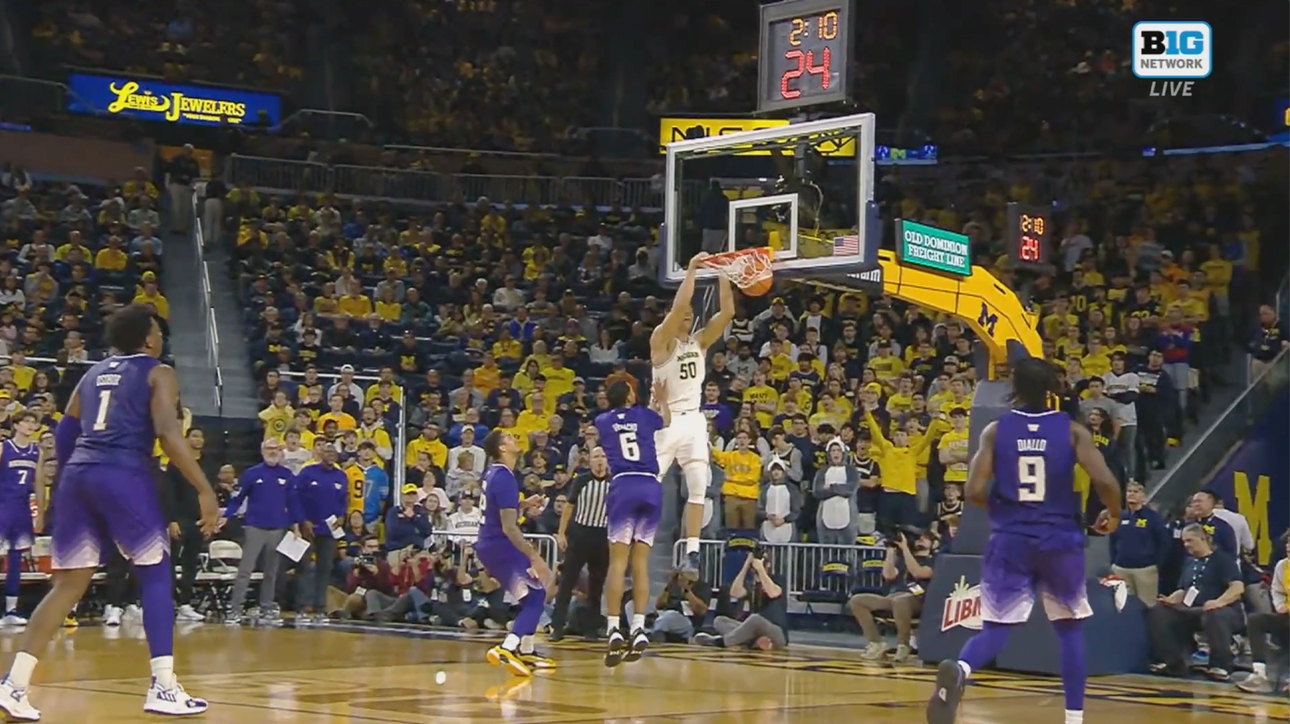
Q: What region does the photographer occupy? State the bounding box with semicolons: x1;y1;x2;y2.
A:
335;535;395;619
847;528;936;663
364;547;436;623
694;548;788;650
423;543;481;627
653;567;713;642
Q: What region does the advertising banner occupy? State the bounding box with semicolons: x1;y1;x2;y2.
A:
895;220;972;276
68;73;282;127
918;554;1151;675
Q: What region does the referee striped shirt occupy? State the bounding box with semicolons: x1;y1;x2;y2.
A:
568;473;609;529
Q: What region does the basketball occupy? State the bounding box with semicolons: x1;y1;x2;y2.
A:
743;276;773;297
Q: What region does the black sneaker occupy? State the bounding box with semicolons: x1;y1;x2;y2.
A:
548;627;566;643
623;629;649;663
925;659;965;724
604;629;626;668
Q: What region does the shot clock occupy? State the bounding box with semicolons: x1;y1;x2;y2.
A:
1005;203;1054;271
758;0;854;113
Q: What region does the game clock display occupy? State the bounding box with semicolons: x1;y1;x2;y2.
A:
1006;203;1053;271
758;0;854;113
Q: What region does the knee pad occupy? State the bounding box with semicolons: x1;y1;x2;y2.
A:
682;462;710;506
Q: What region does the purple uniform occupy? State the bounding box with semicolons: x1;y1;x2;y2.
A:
51;354;169;570
595;406;664;547
474;463;542;601
0;439;39;551
981;409;1091;624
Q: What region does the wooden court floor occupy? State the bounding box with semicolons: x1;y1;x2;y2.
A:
0;623;1283;723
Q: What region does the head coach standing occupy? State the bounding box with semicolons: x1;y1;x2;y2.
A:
549;447;611;641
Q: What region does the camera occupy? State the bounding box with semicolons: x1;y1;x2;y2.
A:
355;554;376;567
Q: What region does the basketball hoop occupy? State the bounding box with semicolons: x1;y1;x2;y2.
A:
701;247;775;296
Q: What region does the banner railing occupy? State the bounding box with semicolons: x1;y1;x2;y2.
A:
672;538;889;615
224;155;663;210
192;189;222;414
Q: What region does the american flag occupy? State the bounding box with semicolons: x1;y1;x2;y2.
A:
833;234;859;255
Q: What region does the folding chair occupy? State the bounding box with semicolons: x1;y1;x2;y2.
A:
197;540;244;618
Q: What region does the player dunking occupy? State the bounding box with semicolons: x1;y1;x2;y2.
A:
478;430;555;678
926;358;1121;724
0;304;221;720
652;252;735;572
597;379;669;667
0;411;46;626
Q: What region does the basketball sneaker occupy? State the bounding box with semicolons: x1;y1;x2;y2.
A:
519;652;556;670
1;611;27;627
175;605;204;623
1237;671;1273;693
103;604;123;626
0;674;39;721
604;629;627;667
61;614;78;629
622;629;649;663
486;645;532;677
926;659;966;724
143;677;208;716
123;604;143;624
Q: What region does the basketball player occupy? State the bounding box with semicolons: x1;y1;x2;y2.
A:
0;304;221;720
926;358;1121;724
0;411;45;626
478;430;555;678
652;252;735;572
596;378;669;667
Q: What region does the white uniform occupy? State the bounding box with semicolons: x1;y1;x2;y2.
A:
653;337;710;472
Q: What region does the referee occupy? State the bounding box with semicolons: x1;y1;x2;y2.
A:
549;447;610;642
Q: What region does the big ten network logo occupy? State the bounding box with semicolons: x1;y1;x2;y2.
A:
1133;21;1211;97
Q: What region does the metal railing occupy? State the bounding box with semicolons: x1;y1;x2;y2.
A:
672;539;889;615
224;154;681;210
427;532;559;572
191;188;222;414
276;370;407;503
1148;346;1290;516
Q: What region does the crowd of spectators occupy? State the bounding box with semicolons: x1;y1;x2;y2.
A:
0;163;173;397
31;0;305;93
26;0;1285;157
345;0;604;152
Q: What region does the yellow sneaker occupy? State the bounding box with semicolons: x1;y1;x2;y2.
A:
519;652;556;670
486;645;532;677
62;615;78;629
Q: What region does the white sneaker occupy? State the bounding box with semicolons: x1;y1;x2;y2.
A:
143;678;207;716
860;641;890;660
0;674;40;721
123;605;143;623
175;605;204;623
103;605;123;627
1;612;27;627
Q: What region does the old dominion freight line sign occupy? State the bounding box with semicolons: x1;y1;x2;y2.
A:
896;220;972;276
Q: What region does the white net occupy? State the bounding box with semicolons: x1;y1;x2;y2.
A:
704;249;774;289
